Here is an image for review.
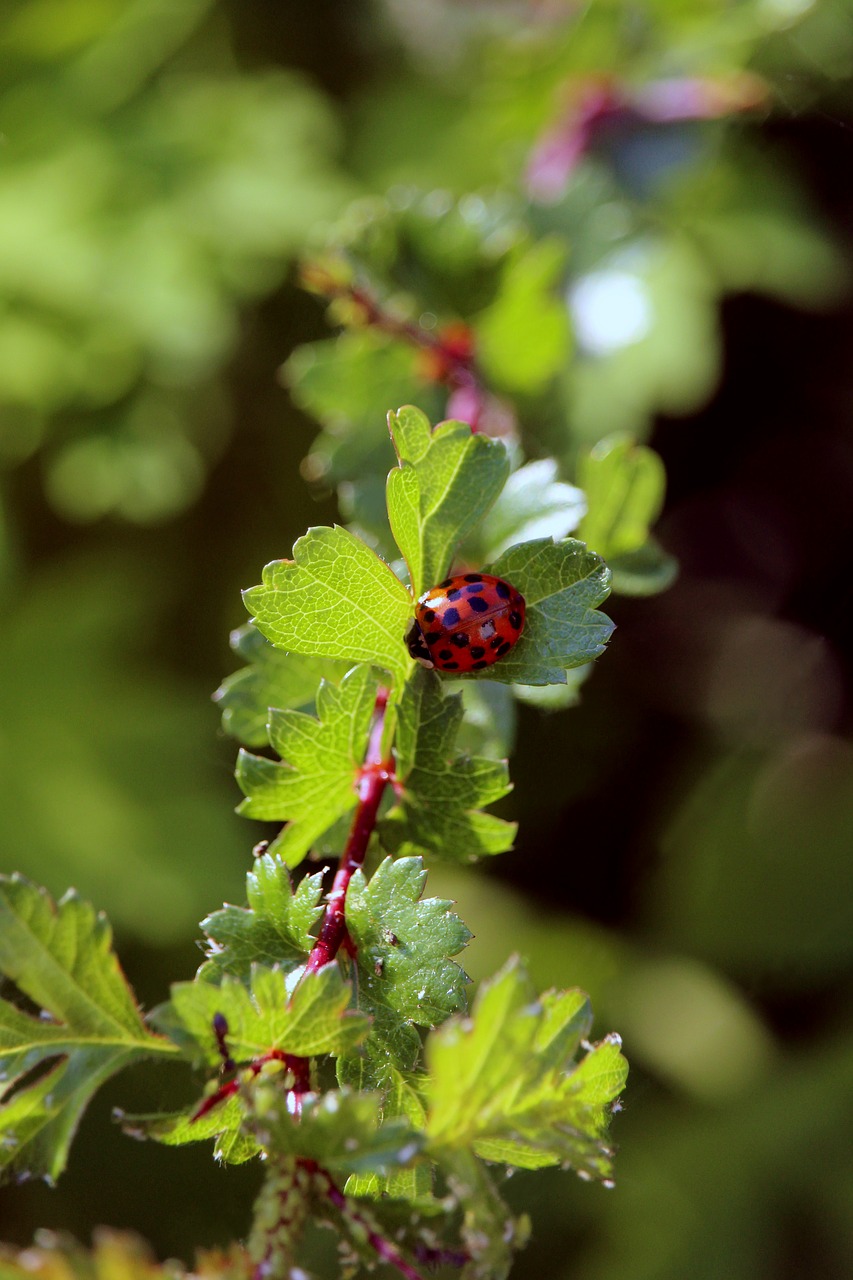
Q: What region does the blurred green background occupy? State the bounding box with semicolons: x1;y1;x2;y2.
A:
1;1;853;1276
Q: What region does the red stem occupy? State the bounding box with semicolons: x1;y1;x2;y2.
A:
194;687;394;1124
305;1160;427;1280
305;686;393;974
321;277;488;428
347;284;463;366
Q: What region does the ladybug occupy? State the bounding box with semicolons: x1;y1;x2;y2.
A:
405;573;526;673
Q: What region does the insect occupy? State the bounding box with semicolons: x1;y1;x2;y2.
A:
405;573;526;672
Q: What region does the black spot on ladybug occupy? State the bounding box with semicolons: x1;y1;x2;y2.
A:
470;646;486;659
447;588;464;601
469;596;489;614
425;630;444;644
463;573;483;582
438;649;453;661
465;582;485;594
423;609;437;623
442;660;460;670
496;641;512;656
489;636;503;650
472;660;489;670
438;578;454;589
509;610;522;629
495;580;511;599
442;607;461;627
451;632;469;648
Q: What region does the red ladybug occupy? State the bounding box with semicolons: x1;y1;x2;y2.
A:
405;573;526;673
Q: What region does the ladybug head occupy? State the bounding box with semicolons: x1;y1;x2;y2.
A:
405;619;435;669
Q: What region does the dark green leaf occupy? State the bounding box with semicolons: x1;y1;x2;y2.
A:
477;537;613;686
345;855;471;1038
200;854;324;982
249;1087;422;1179
380;669;515;860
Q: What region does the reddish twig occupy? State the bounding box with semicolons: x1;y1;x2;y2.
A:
192;687;395;1126
306;1159;427;1280
302;265;517;435
305;685;394;974
191;1045;312;1123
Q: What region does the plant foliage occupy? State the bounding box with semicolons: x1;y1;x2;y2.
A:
0;400;627;1276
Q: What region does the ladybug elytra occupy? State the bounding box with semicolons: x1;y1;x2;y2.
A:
405;573;526;673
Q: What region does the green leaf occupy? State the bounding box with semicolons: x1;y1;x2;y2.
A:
474;240;572;394
608;536;679;597
425;959;626;1178
475;458;586;561
118;1093;259;1166
286;331;431;486
576;437;677;597
154;964;368;1066
512;663;591;710
345;856;471;1040
199;854;324;982
249;1087;422;1179
448;678;517;764
475;537;613;686
380;669;515;861
0;877;174;1185
235;665;377;868
386;406;510;597
243;525;413;684
215;624;350;748
339;1061;432;1201
577;435;667;561
445;1151;531;1280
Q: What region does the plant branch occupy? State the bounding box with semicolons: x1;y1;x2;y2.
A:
305;684;393;975
301;263;512;433
307;1159;428;1280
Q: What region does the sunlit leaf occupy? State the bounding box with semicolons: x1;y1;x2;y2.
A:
153;963;368;1066
426;959;626;1176
243;526;413;684
386;405;509;596
474;240;572;393
0;878;174;1185
235;665;377;868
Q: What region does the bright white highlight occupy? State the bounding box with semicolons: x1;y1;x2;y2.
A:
569;270;652;356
